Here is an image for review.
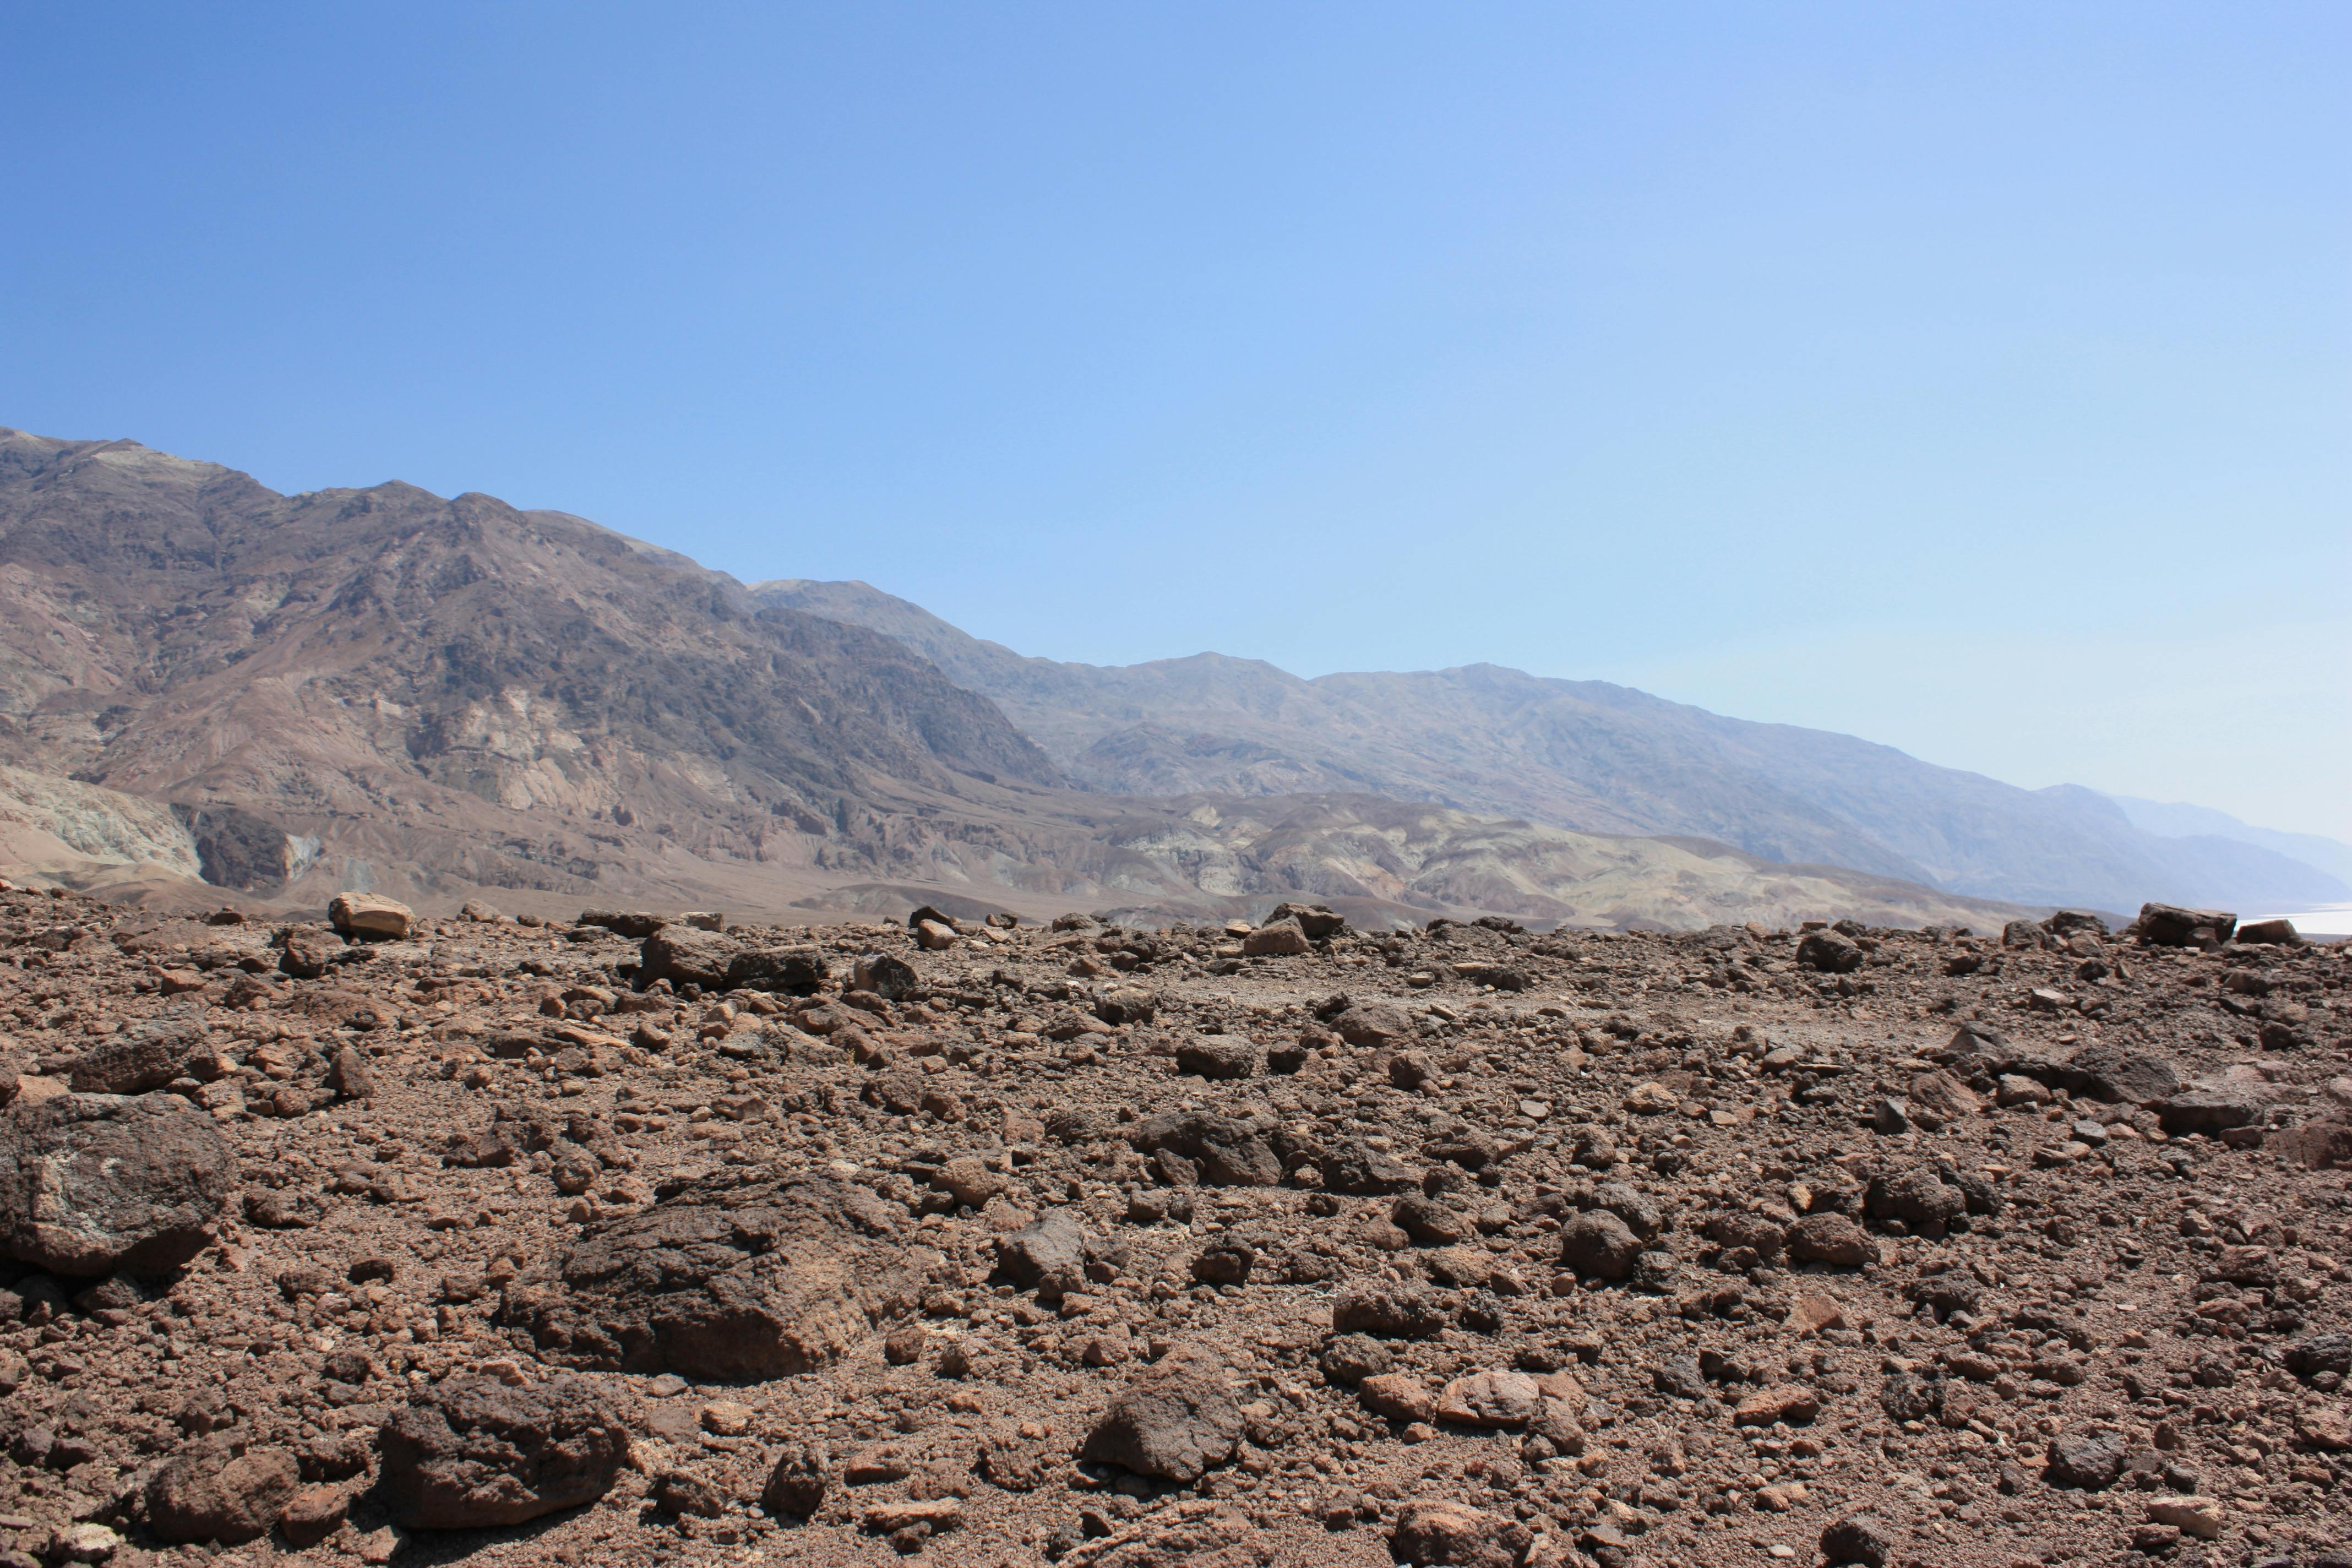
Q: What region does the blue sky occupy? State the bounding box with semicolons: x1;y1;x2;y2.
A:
5;4;2346;837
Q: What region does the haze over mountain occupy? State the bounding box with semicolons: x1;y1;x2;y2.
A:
0;426;2328;932
754;578;2349;917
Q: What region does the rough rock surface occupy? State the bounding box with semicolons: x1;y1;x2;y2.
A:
0;1091;235;1274
498;1174;914;1380
377;1375;631;1528
1078;1350;1243;1484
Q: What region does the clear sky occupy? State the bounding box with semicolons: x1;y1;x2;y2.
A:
5;4;2346;839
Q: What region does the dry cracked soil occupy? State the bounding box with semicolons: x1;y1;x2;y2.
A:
0;888;2348;1568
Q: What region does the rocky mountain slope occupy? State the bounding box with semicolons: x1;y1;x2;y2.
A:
753;580;2348;917
0;885;2344;1564
0;429;1083;910
0;430;2040;934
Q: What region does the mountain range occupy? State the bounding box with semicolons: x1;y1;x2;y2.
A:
752;579;2348;916
0;425;2339;930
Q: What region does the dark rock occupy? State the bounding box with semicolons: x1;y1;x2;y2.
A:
378;1375;630;1528
1796;931;1864;973
1329;1001;1413;1048
1268;902;1346;940
1583;1182;1665;1240
2286;1333;2352;1381
1093;985;1158;1026
324;1044;378;1101
1703;1212;1787;1259
1174;1036;1261;1081
2045;1427;2131;1490
1189;1240;1254;1287
1652;1355;1708;1400
145;1444;300;1544
1865;1167;1966;1238
1330;1278;1452;1338
578;910;666;939
1130;1109;1285;1188
1319;1139;1418;1195
1880;1368;1945;1422
1559;1210;1641;1280
2056;1044;2180;1106
499;1174;914;1381
2235;918;2301;946
761;1445;830;1518
1786;1213;1875;1268
1319;1333;1393;1384
853;951;922;1001
2153;1084;2276;1135
726;945;827;994
66;999;209;1095
998;1209;1094;1299
1078;1349;1242;1483
0;1091;235;1275
2130;903;2237;949
1820;1514;1894;1567
1392;1194;1471;1246
2041;911;2109;939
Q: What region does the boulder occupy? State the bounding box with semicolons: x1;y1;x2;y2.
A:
2041;911;2109;939
1318;1137;1419;1195
2154;1083;2278;1135
499;1174;914;1381
1796;930;1864;973
1093;984;1158;1026
2236;917;2301;946
1359;1373;1436;1424
1130;1108;1286;1187
324;1045;378;1101
1820;1515;1895;1567
577;910;667;938
0;1092;235;1275
1330;1278;1452;1339
2056;1044;2180;1106
66;999;210;1095
1239;919;1311;957
1329;1000;1413;1047
1268;902;1346;940
1703;1212;1788;1259
1079;1349;1242;1483
1786;1212;1875;1268
1388;1500;1530;1568
636;925;739;989
2129;903;2237;949
327;891;413;941
2044;1427;2131;1491
725;945;827;994
852;951;922;1001
1434;1370;1542;1428
997;1208;1094;1299
760;1445;830;1519
1174;1035;1261;1081
377;1375;629;1528
1864;1167;1966;1238
1558;1210;1641;1280
145;1444;299;1544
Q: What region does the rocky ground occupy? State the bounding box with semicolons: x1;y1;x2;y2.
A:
0;885;2346;1568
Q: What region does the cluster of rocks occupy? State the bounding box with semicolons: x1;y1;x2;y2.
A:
0;884;2344;1566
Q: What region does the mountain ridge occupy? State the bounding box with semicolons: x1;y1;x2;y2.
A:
751;577;2346;914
